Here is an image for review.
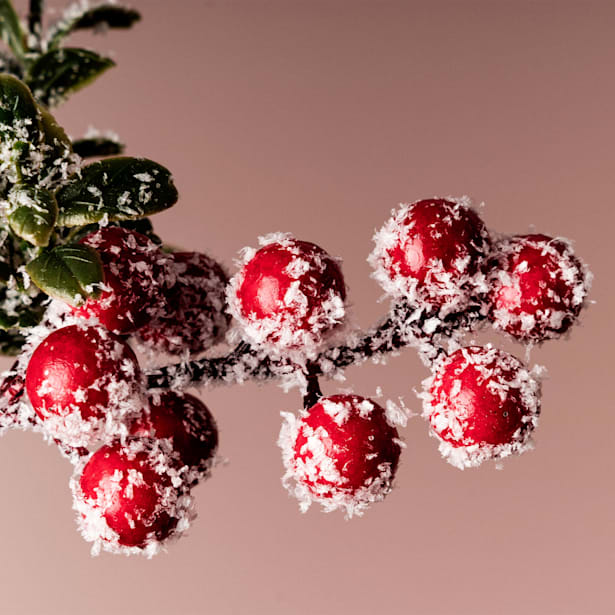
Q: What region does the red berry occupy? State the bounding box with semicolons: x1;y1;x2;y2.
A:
130;391;218;477
72;438;192;555
228;235;346;353
25;324;141;446
488;234;591;343
138;251;230;355
279;394;402;516
369;198;491;313
75;227;168;334
423;345;541;469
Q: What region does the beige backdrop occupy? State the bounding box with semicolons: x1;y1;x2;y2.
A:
1;1;613;614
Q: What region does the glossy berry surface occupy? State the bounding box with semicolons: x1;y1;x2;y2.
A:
131;391;218;473
77;439;182;548
280;394;401;515
76;227;168;334
424;346;541;468
488;234;590;343
25;324;140;423
229;236;346;351
370;198;491;312
138;251;230;355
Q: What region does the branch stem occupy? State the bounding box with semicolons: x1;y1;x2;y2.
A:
145;301;484;391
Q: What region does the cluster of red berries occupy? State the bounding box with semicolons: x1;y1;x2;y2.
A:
240;197;588;511
0;195;591;552
370;197;589;470
14;226;226;555
370;199;591;469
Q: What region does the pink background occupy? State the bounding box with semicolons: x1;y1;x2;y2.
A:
1;1;613;613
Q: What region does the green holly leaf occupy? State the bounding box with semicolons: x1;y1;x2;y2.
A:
56;157;178;227
0;1;26;64
0;74;41;142
26;48;115;107
26;244;104;305
73;136;124;158
0;75;42;186
7;184;58;247
39;105;72;152
47;4;140;49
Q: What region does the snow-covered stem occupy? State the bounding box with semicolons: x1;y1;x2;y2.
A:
303;368;323;409
145;300;486;390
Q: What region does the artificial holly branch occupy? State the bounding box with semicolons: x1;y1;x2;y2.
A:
0;1;592;557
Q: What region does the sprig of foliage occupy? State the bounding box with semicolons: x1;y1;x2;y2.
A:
0;0;175;355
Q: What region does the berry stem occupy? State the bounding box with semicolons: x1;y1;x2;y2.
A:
303;367;322;409
145;300;485;390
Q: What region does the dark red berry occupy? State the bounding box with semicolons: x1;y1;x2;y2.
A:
75;227;168;334
130;391;218;475
138;251;230;355
488;234;590;343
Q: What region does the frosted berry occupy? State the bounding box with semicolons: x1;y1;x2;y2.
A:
25;324;141;446
75;227;168;334
72;438;192;555
138;251;230;355
130;391;218;478
369;198;491;314
488;234;591;343
279;394;402;516
228;234;346;353
422;345;541;469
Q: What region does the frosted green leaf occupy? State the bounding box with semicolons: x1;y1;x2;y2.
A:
56;157;178;227
26;48;115;107
0;74;41;142
7;184;58;247
47;4;140;49
26;244;103;305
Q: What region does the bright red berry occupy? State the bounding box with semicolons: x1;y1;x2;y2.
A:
130;391;218;478
279;394;402;516
138;251;230;355
25;324;141;446
423;345;541;469
228;234;346;353
72;438;193;555
369;198;491;314
75;227;168;334
488;234;591;343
